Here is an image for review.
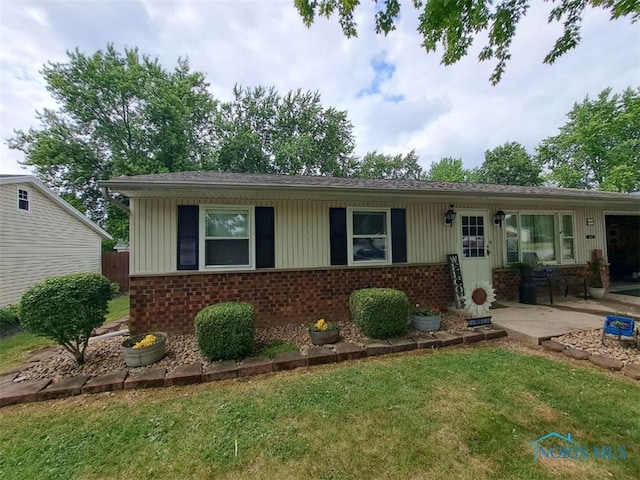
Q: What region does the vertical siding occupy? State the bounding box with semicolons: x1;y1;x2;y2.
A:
129;197;612;274
0;183;102;306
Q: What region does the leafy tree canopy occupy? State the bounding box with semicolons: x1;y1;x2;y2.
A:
476;141;543;186
537;87;640;192
294;0;639;84
426;157;473;182
354;149;424;179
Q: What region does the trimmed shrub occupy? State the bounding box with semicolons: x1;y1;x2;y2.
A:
349;288;409;339
20;273;114;364
0;305;20;332
195;302;255;361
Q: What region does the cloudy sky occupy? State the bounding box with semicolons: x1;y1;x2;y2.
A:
1;0;638;175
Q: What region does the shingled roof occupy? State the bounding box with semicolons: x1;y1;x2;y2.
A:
101;171;639;202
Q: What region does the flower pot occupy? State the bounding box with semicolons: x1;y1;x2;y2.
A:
122;332;167;367
410;314;441;331
587;286;605;299
309;329;340;346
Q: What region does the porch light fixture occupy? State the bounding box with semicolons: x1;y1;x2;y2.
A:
444;205;456;227
494;210;506;227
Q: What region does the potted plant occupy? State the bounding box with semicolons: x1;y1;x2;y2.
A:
510;254;539;304
410;304;441;331
122;332;167;367
586;255;605;298
309;319;340;345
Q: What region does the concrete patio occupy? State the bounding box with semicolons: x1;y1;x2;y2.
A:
487;291;639;345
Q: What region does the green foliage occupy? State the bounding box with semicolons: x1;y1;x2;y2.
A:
426;157;474;182
19;273;114;364
353;150;425;180
0;305;20;331
476;142;543;186
260;340;299;358
294;1;639;84
194;302;255;361
214;85;357;176
349;288;408;338
538;86;640;192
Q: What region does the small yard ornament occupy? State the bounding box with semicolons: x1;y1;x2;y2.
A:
464;281;496;317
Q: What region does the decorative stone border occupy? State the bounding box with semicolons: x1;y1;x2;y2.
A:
541;340;640;380
0;328;507;408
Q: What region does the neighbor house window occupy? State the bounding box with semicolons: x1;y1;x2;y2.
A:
504;212;575;265
347;208;391;265
18;188;29;211
200;206;253;269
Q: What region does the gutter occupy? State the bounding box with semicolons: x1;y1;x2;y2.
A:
100;187;131;215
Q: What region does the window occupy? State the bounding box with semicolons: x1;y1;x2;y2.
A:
504;212;575;265
347;208;391;265
18;188;29;211
200;206;253;269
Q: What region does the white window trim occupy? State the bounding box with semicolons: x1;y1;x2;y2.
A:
502;211;576;266
17;187;29;212
199;205;255;271
347;207;392;266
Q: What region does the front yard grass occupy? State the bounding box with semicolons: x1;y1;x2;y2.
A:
0;294;129;373
1;346;638;479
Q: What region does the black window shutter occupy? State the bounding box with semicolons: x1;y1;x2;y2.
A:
177;205;199;270
329;207;348;265
391;208;407;263
255;206;275;269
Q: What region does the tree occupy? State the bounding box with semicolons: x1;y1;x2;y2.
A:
354;150;425;180
426;157;473;182
537;87;640;192
476;142;543;186
8;44;218;236
294;1;639;84
213;85;357;176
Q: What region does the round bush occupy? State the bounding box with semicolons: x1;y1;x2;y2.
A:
349;288;409;339
195;302;255;361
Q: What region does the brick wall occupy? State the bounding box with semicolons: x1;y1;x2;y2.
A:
129;264;453;334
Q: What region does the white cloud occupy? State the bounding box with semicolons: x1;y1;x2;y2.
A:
0;0;638;175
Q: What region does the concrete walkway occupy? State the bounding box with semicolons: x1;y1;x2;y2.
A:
488;293;639;345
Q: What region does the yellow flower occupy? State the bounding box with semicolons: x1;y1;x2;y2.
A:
314;319;328;331
133;334;157;349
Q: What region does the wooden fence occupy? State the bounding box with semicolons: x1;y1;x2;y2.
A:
102;251;129;292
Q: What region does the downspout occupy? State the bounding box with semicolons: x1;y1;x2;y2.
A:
100;187;130;215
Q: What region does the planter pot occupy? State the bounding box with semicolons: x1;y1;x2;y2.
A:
122;332;167;367
519;267;537;305
410;314;441;331
309;329;340;346
587;286;605;299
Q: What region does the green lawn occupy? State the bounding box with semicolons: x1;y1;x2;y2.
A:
1;346;638;480
0;294;129;373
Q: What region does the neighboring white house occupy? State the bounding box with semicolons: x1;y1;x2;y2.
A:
0;175;111;306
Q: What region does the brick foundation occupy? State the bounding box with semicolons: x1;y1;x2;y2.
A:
129;264;453;334
492;264;609;301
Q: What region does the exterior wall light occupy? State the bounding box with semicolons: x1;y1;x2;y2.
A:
494;210;506;227
444;205;456;227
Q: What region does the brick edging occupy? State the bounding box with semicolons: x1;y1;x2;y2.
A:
0;328;508;408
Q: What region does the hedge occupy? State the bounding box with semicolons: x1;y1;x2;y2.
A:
349;288;409;339
194;302;255;361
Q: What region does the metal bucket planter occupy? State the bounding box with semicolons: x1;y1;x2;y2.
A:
122;332;167;367
411;315;441;332
309;329;340;346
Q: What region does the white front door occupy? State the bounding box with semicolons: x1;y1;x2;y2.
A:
458;210;493;292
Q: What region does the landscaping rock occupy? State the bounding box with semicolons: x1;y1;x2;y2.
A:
433;332;463;346
202;361;238;382
305;346;336;365
273;351;306;371
412;335;442;349
334;343;366;362
165;364;202;386
124;367;167;389
483;328;507;340
541;340;566;352
0;372;18;386
238;357;273;377
39;375;91;401
0;379;51;407
562;348;589;360
588;355;623;371
387;337;417;353
461;331;485;344
622;364;640;381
